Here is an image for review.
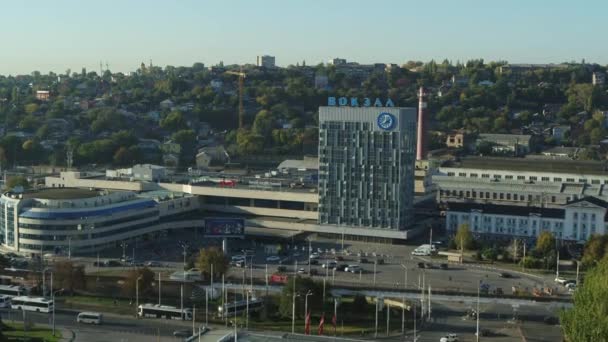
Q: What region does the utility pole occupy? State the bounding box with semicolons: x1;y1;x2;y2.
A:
136;275;142;318
158;272;161;305
576;261;580;285
476;280;480;342
373;260;377;287
428;285;431;321
401;296;405;336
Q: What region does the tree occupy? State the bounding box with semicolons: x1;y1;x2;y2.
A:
4;176;29;190
160;110;187;131
171;129;197;167
535;231;555;258
53;261;86;294
122;267;155;298
560;257;608;341
581;235;608;268
454;223;474;250
196;247;229;279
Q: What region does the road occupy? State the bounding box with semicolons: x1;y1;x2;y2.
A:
0;308;204;342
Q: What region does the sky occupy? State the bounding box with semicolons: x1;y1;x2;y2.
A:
1;0;606;75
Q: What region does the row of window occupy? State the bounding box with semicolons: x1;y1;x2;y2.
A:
445;171;607;185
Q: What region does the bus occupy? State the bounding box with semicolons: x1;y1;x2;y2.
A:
0;295;11;308
0;285;26;298
11;296;54;313
138;304;192;320
218;298;264;318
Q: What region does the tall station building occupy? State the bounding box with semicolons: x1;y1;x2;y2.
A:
318;106;418;232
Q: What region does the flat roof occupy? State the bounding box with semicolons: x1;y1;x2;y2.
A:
442;157;608;175
20;188;101;200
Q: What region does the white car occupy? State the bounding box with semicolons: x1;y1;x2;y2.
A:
309;252;320;260
554;277;567;284
231;255;245;261
266;255;281;262
440;333;458;342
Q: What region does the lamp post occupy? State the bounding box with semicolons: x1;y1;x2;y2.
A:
67;237;72;260
158;272;161;305
136;275;142;318
400;264;408;290
291;291;300;334
304;290;313;332
373;260;377;287
178;241;189;270
476;280;481;342
42;268;50;298
52;287;63;336
121;241;128;261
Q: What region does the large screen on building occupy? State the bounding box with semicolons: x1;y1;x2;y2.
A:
204;218;245;237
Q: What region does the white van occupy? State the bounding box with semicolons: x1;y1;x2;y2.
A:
411;244;436;256
0;295;11;308
77;312;103;325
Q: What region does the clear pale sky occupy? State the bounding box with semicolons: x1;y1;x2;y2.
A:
2;0;606;75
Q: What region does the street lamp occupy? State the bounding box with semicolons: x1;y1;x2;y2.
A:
136;275;143;318
178;241;189;270
400;264;408;290
304;290;313;332
291;291;300;334
52;288;64;336
476;279;481;342
42;268;51;298
120;241;128;261
67;237;72;260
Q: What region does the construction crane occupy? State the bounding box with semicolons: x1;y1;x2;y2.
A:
225;69;247;129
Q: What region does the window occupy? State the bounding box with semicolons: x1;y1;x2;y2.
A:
499;193;504;199
517;176;525;180
458;173;467;177
573;212;578;219
553;177;562;182
494;175;502;179
579;179;586;183
470;173;478;178
506;193;511;200
447;172;455;176
505;175;513;180
566;178;575;182
481;174;490;178
551;196;556;203
541;177;550;182
529;176;537;181
592;180;600;185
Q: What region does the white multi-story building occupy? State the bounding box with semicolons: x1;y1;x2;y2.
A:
446;197;608;243
318;106;417;231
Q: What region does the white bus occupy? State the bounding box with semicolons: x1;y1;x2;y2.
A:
138;304;192;320
0;295;11;308
218;298;264;318
11;296;54;313
0;285;26;298
77;312;103;324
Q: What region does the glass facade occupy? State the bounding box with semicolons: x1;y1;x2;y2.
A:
318;107;417;230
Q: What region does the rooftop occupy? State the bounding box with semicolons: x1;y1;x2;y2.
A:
20;188;102;200
441;157;608;175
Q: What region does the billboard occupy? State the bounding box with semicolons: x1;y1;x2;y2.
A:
203;218;245;238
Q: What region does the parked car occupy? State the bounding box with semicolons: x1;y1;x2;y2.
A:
417;262;425;268
358;258;368;264
145;261;162;267
308;259;319;265
376;259;385;265
266;255;281;262
336;264;348;271
322;261;337;269
346;265;361;273
297;268;306;274
440;333;459;342
439;263;448;270
499;272;512;278
173;330;191;338
336;256;344;261
424;262;434;269
106;260;122;267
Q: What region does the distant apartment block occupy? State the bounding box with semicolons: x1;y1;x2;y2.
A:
476;133;533;155
328;58;347;66
256;55;276;68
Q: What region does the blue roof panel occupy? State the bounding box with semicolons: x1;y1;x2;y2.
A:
20;199;157;220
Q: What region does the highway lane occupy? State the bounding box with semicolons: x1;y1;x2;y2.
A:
0;308;200;342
